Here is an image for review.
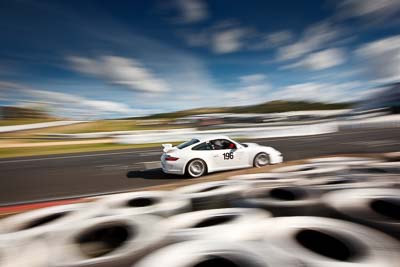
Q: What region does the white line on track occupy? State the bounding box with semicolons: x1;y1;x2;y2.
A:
0;149;160;164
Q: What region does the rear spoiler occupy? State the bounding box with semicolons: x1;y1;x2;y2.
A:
162;144;175;153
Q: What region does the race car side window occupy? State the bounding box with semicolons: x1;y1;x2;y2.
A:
210;139;236;150
177;138;200;149
192;142;213;150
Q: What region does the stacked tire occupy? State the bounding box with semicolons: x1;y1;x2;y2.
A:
1;154;400;267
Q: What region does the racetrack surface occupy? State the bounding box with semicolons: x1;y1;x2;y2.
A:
1;128;399;205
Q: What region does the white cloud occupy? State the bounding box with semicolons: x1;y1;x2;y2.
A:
175;0;208;23
182;22;292;54
277;21;343;61
239;74;267;83
269;81;364;103
266;30;293;46
0;81;142;118
212;28;249;54
356;35;400;82
251;30;293;50
338;0;400;20
81;100;133;114
282;48;346;71
30;89;141;116
223;74;271;106
181;20;257;54
1;4;225;115
68;56;169;93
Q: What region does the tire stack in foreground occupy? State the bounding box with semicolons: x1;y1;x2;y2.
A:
1;154;400;266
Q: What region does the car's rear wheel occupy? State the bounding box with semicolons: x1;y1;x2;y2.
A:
186;159;207;178
254;152;270;167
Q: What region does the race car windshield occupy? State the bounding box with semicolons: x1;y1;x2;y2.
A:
177;138;200;149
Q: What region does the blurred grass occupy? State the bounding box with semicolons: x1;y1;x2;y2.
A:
0;118;57;126
20;120;178;134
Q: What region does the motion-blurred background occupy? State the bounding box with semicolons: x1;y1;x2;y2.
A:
0;0;400;157
1;2;400;267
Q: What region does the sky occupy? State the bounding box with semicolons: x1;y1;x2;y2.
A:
0;0;400;118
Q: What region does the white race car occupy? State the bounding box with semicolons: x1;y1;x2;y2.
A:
161;135;283;177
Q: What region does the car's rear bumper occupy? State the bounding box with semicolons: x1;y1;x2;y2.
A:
161;158;185;175
162;167;185;175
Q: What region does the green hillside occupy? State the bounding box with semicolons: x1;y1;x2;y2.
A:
146;100;353;119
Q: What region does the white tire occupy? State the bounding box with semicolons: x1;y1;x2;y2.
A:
48;215;166;267
383;152;400;161
175;180;250;210
0;239;50;267
96;191;191;217
323;188;400;238
232;185;324;216
133;240;300;267
367;162;400;174
272;164;346;178
258;216;400;266
0;203;102;241
229;173;304;186
164;208;271;243
307;156;382;166
294;176;399;192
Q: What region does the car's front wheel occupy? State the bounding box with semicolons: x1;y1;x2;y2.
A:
254;152;270;167
186;159;207;178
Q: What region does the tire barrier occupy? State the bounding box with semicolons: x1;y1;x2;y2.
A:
271;164;347;178
294;176;357;192
323;188;400;238
346;162;400;175
0;203;102;241
368;162;400;174
384;152;400;161
0;239;50;267
258;216;400;267
174;180;250;210
164;208;271;243
1;153;399;266
228;173;304;186
132;240;301;267
294;176;400;192
48;215;166;267
232;185;324;216
307;156;382;166
96;191;191;217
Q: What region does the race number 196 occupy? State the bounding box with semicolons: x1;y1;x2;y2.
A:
223;152;234;160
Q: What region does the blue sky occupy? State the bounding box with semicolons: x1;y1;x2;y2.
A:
1;0;400;118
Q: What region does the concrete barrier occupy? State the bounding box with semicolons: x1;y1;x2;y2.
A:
339;115;400;129
115;123;338;144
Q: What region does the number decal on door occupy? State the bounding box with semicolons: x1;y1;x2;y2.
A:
223;152;234;160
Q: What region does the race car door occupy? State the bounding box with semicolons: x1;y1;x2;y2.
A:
209;139;247;170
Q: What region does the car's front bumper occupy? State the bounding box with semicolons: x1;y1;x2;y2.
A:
270;153;283;164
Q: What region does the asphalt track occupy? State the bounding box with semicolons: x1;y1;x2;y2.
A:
1;128;400;205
